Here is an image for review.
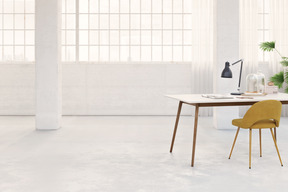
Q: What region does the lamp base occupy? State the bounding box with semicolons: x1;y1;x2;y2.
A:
230;92;243;95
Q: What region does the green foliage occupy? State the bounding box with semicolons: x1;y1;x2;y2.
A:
280;60;288;66
259;41;275;52
270;71;284;89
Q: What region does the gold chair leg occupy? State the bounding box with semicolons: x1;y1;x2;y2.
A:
259;129;262;157
274;127;277;142
270;128;283;166
229;127;240;159
249;129;252;169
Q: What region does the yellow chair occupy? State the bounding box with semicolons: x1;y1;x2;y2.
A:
229;100;283;169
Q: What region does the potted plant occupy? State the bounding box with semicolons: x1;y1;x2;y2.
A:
260;41;288;93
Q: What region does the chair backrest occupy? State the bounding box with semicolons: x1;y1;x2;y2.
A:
241;100;282;128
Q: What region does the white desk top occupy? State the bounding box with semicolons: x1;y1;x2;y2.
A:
166;93;288;104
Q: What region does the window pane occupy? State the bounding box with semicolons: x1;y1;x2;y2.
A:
66;30;76;45
152;46;162;61
79;0;88;13
4;15;13;29
120;14;129;29
90;0;99;13
163;30;172;45
141;15;151;29
15;14;25;29
110;46;119;61
174;0;183;13
66;0;76;13
66;14;76;29
110;0;119;13
131;46;140;61
25;15;35;29
163;0;172;13
3;0;13;13
120;0;129;13
90;46;98;61
173;46;182;61
130;30;140;45
99;30;109;45
141;0;151;13
79;30;89;45
152;30;161;45
26;31;34;45
183;0;192;13
120;45;129;61
89;14;99;29
163;46;172;61
152;15;162;29
173;30;182;45
110;15;119;29
79;14;89;29
99;0;109;13
120;30;129;45
15;0;25;13
15;46;25;61
131;14;140;29
4;46;13;60
173;14;182;29
99;46;109;61
152;0;162;13
66;46;76;61
131;0;140;13
90;31;99;45
110;31;119;45
26;0;35;13
79;46;88;61
163;14;172;29
15;31;25;45
100;14;109;29
3;30;13;45
141;46;151;61
141;31;151;45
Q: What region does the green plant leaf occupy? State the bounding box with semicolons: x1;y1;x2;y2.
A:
281;60;288;66
270;71;284;89
259;41;275;52
282;57;288;60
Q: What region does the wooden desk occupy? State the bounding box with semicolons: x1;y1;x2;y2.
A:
166;93;288;167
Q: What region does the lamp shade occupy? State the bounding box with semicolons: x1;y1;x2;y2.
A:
221;62;232;78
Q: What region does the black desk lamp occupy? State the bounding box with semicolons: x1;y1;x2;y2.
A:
221;59;244;95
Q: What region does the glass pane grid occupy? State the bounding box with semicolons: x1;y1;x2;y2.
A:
258;0;270;62
0;0;35;63
62;0;193;63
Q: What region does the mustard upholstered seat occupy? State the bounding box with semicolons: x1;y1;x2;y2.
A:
229;100;283;169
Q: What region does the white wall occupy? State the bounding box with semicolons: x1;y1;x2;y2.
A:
0;63;197;115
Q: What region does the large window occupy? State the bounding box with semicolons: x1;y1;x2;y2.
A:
258;0;270;62
62;0;194;63
0;0;35;63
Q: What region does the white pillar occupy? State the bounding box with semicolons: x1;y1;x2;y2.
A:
35;0;62;130
213;0;240;129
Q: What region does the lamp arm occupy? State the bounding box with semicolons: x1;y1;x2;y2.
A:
231;59;244;92
237;60;243;91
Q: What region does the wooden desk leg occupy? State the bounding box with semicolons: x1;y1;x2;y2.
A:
170;101;183;153
191;104;199;167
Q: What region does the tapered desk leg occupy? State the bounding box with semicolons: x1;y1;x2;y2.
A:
191;104;199;167
170;101;183;153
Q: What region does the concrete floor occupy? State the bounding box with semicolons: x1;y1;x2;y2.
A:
1;116;288;192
